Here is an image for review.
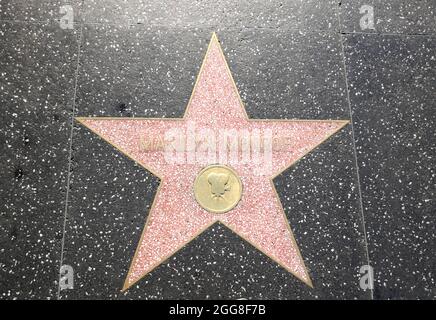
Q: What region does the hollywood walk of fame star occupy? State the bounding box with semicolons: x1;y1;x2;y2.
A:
76;33;348;291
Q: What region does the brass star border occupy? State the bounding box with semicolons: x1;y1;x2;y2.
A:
76;33;349;291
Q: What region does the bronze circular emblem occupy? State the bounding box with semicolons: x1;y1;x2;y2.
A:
194;165;242;214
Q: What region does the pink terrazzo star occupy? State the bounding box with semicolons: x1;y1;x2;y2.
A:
77;33;348;291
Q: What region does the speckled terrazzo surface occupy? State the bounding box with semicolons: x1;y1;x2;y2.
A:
0;1;435;300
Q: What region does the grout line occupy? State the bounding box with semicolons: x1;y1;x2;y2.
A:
337;8;374;300
0;18;435;37
340;31;436;37
56;19;84;300
0;19;58;25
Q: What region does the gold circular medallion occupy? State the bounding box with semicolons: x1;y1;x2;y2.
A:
194;165;242;214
